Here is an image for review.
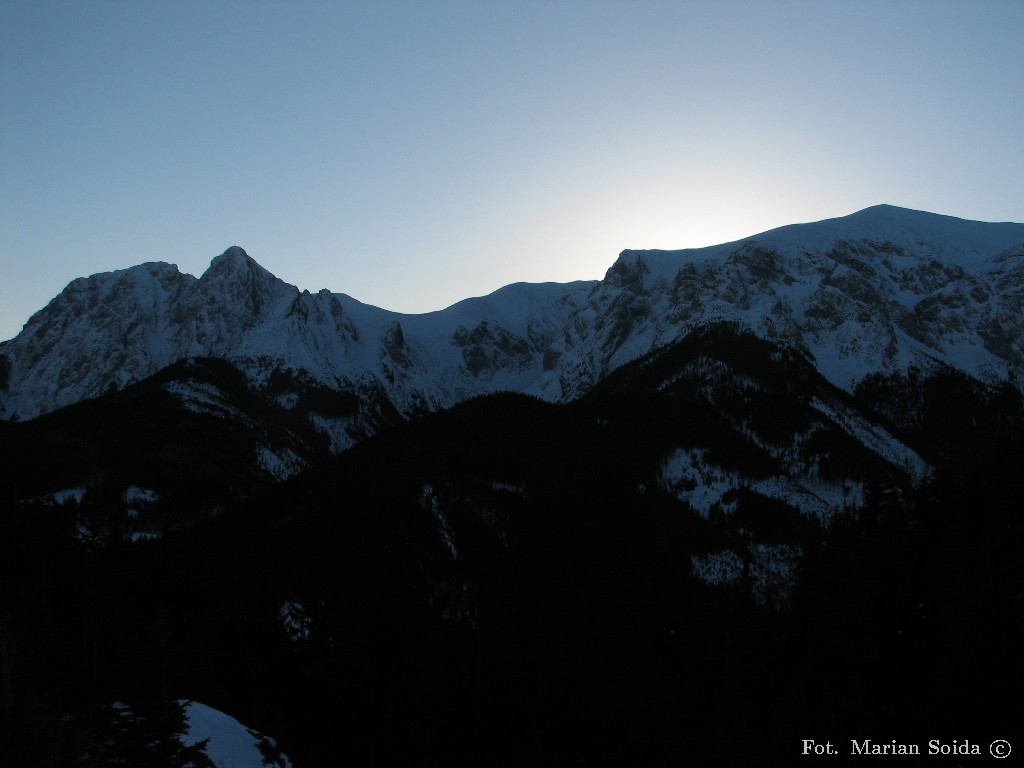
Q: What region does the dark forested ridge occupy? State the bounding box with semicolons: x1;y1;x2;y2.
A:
1;325;1021;765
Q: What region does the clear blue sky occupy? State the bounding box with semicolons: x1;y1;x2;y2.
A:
2;0;1022;341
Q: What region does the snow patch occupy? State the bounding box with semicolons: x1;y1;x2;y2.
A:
660;448;739;517
811;398;931;481
275;391;300;410
422;485;459;559
257;446;305;481
52;487;86;505
180;700;291;768
660;447;859;520
308;413;355;454
690;550;744;585
163;379;242;419
122;485;159;504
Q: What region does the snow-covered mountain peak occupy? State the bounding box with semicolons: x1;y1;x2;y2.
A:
557;206;1024;399
2;207;1022;425
201;245;277;285
191;246;297;335
206;245;252;272
614;205;1023;268
222;244;249;259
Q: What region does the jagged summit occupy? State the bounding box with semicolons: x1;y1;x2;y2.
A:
206;245;251;271
1;206;1022;425
202;245;271;281
223;245;248;259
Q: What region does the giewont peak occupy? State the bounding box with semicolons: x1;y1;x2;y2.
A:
210;245;251;268
202;246;271;283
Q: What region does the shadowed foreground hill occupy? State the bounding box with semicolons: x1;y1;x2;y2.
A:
2;325;1021;765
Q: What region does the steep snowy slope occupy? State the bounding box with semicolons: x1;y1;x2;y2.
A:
556;205;1024;397
0;247;593;423
2;206;1021;427
181;700;291;768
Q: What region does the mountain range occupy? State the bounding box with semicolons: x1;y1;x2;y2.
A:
1;204;1021;766
4;205;1022;427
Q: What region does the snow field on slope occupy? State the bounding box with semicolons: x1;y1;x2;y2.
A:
659;447;856;520
810;399;930;482
180;700;291;768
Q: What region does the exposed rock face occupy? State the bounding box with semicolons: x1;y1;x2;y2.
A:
2;207;1022;436
453;321;533;378
557;206;1024;398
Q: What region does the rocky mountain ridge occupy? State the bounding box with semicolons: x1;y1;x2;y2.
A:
2;205;1021;434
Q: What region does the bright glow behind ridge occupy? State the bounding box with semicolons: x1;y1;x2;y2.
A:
1;0;1021;341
